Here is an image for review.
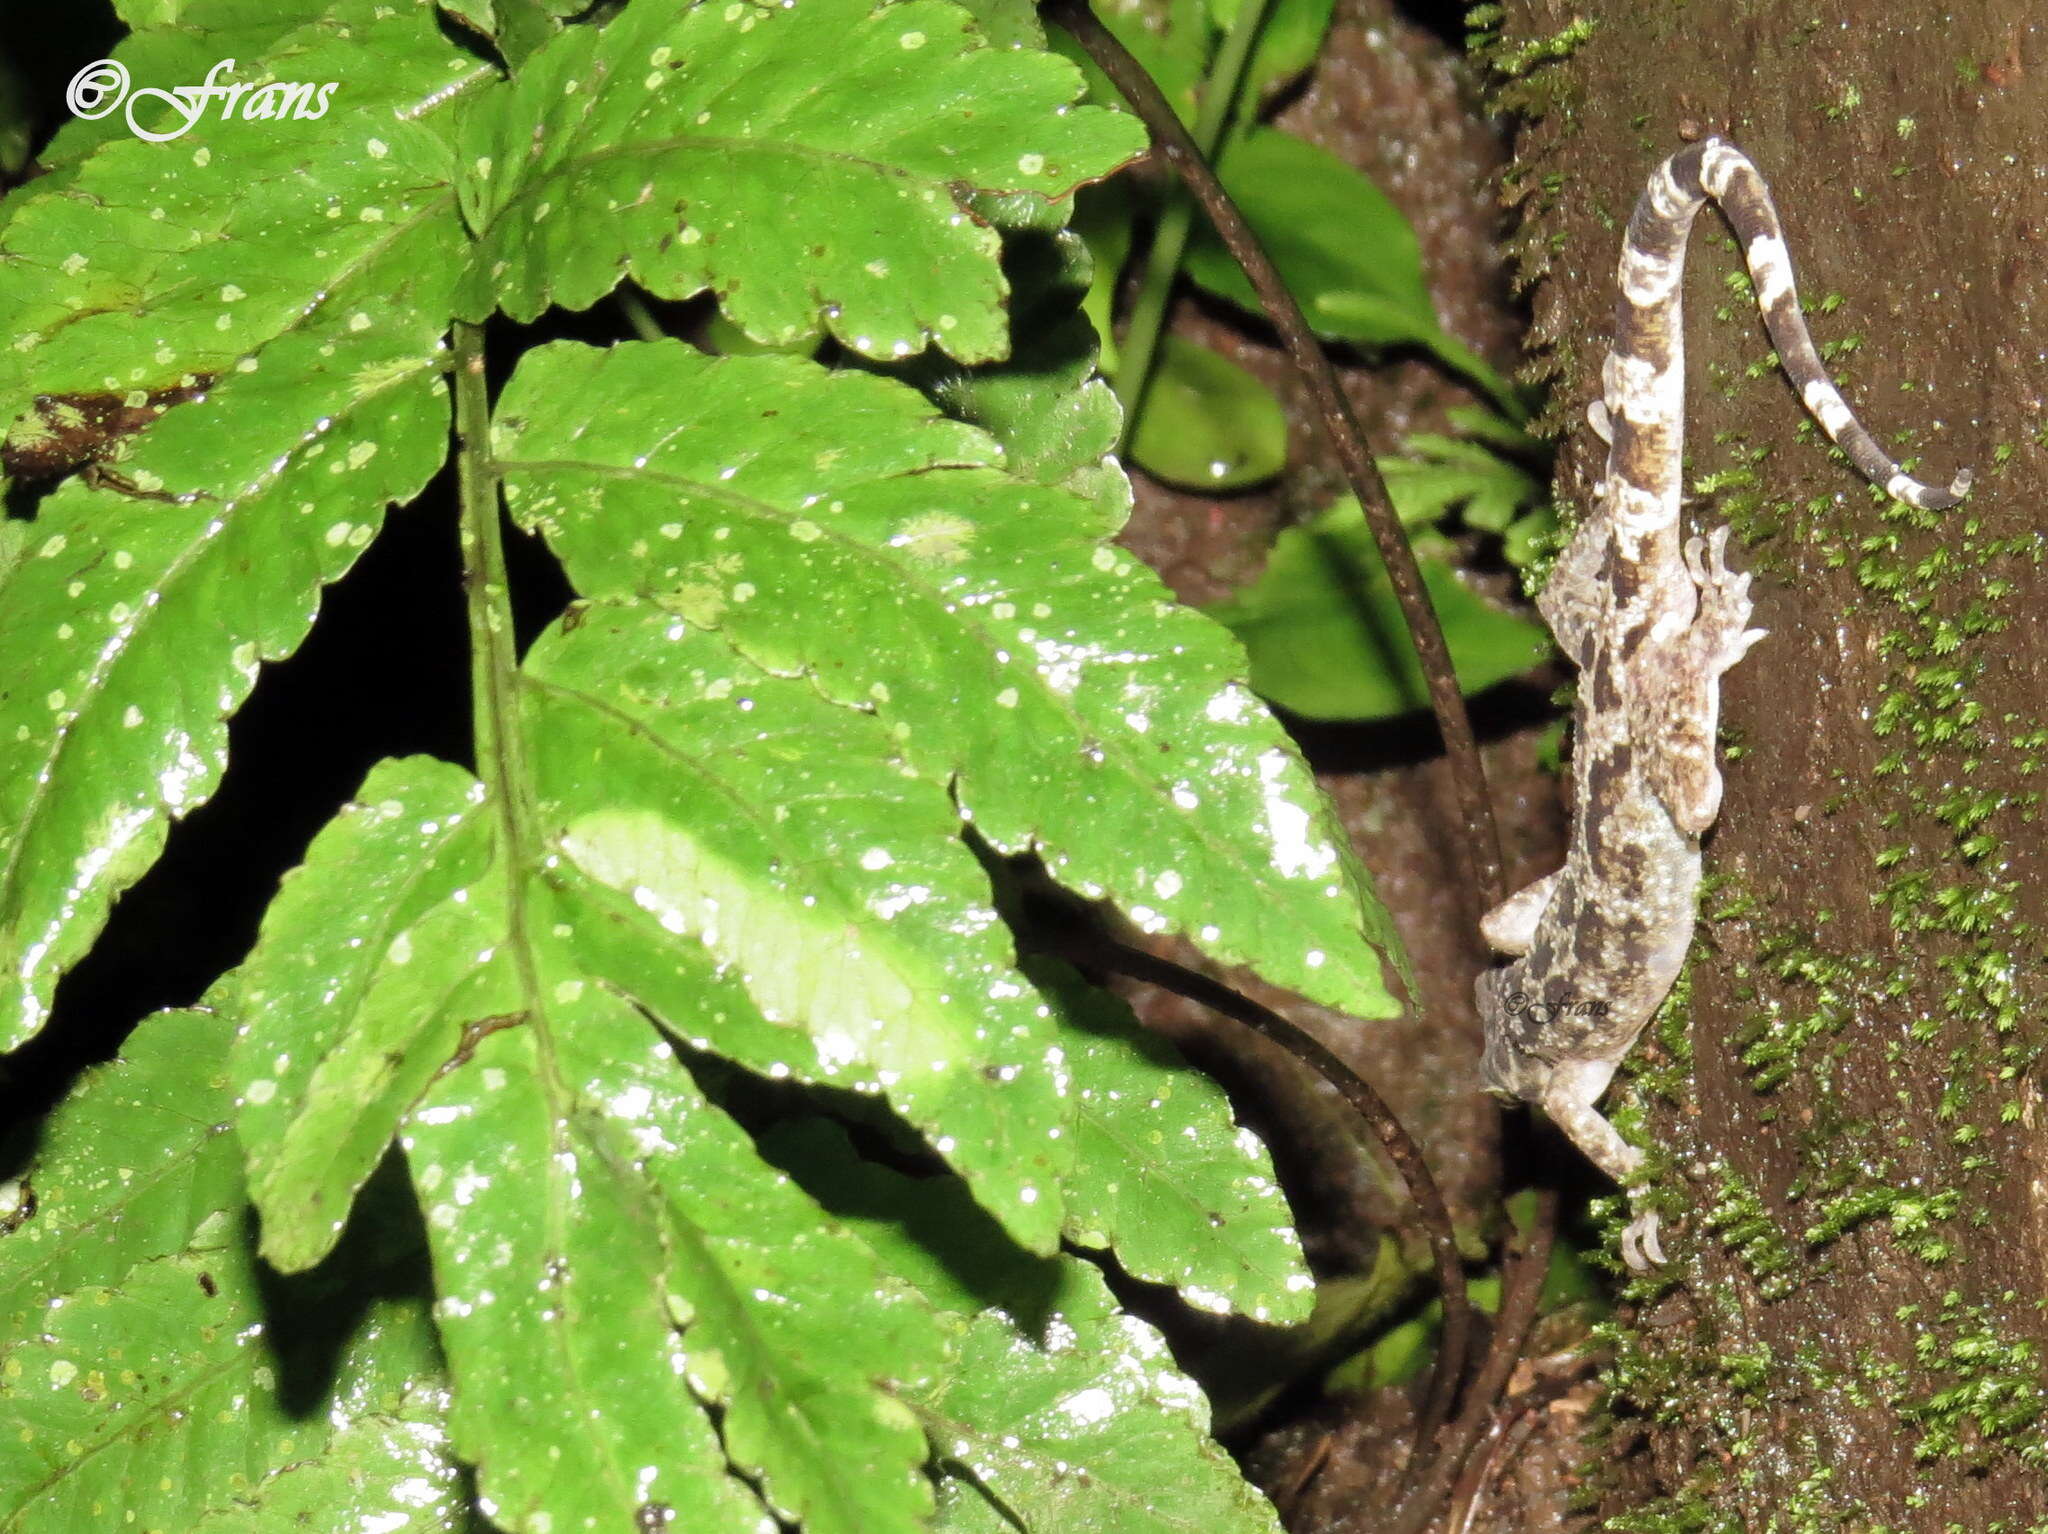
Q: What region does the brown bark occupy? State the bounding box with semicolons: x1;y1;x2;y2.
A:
1501;2;2048;1526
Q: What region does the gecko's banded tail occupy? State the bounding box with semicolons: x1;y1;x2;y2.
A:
1636;137;1971;512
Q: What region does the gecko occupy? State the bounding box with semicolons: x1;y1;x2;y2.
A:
1475;138;1971;1271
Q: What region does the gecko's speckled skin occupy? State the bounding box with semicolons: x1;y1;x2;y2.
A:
1477;139;1971;1271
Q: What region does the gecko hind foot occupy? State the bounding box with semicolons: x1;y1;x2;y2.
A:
1621;1205;1666;1271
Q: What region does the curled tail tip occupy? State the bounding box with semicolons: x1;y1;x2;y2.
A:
1888;463;1973;511
1929;464;1974;509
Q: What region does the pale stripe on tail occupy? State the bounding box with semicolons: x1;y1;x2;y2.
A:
1684;138;1970;511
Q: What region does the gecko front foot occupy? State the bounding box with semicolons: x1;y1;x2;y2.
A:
1620;1203;1666;1271
1538;1065;1669;1270
1684;525;1768;674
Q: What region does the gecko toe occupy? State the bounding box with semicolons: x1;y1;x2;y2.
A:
1683;535;1708;583
1621;1208;1665;1271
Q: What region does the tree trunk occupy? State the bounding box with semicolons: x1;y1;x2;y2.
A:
1498;2;2048;1525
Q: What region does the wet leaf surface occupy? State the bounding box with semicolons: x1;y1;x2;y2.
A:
454;0;1147;360
1127;333;1290;492
0;1011;466;1534
495;339;1399;1022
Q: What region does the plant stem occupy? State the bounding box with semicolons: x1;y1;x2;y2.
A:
453;324;526;851
1391;1187;1558;1534
617;287;665;343
1113;0;1277;448
450;321;552;1062
1046;0;1503;907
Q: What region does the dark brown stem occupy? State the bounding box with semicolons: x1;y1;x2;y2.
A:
1407;1124;1504;1462
1445;1369;1579;1534
1390;1187;1558;1534
1274;1430;1337;1521
1043;0;1503;907
1037;926;1473;1453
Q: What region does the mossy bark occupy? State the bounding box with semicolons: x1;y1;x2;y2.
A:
1494;2;2048;1526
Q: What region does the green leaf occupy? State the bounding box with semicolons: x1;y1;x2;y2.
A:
2;2;476;410
934;1476;1027;1534
493;339;1398;1022
564;1009;947;1534
1183;126;1520;412
1072;181;1135;376
1379;433;1546;533
224;603;1332;1520
890;226;1132;518
1128;332;1289;491
34;2;326;169
453;0;1147;360
1441;401;1549;454
231;747;962;1531
0;0;474;1047
0;1247;464;1534
231;756;504;1272
918;1269;1285;1534
525;608;1073;1253
702;305;823;359
406;985;948;1534
544;851;847;1091
1207;497;1551;721
0;349;452;1052
1048;0;1206;124
438;0;565;67
948;0;1049;49
406;1015;763;1534
0;1009;241;1335
1396;410;1556;554
751;945;1316;1328
0;1011;467;1534
757;1117;1044;1318
114;0;267;26
1504;506;1556;570
1203;1240;1418;1430
1033;960;1312;1324
1185;128;1434;346
181;1408;476;1534
768;1124;1286;1534
0;519;27;598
